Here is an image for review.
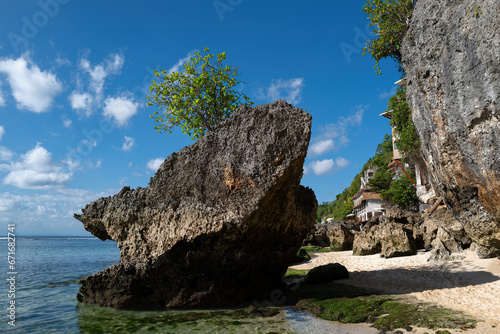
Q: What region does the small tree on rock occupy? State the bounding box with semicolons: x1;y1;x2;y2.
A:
147;48;253;140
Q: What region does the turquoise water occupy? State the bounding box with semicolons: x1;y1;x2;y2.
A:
0;237;375;333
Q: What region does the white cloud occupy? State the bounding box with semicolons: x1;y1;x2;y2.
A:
0;82;5;107
146;158;164;171
307;159;334;176
2;143;72;189
61;115;72;128
69;92;92;115
309;139;335;156
258;78;304;105
309;105;367;157
0;55;63;113
121;136;135;152
0;147;14;162
0;125;4;142
335;156;350;168
305;156;350;176
103;94;138;127
69;52;125;116
168;51;195;74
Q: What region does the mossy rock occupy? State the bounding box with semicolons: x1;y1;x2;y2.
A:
330;241;344;252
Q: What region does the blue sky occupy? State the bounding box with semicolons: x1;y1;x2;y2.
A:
0;0;401;236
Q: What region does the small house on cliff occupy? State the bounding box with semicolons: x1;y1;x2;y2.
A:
352;169;385;222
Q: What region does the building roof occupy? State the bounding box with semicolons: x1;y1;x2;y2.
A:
353;191;382;209
352;187;374;200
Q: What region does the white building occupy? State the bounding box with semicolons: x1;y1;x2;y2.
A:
352;169;385;222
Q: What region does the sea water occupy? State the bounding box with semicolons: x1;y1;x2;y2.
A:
0;237;377;333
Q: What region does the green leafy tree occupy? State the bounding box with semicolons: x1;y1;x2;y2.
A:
382;172;419;208
148;48;253;140
362;0;415;74
387;85;420;154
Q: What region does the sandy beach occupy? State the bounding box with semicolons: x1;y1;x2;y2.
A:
289;250;500;333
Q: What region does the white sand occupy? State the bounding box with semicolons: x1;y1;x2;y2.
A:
289;249;500;333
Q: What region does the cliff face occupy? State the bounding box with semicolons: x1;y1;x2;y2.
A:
402;0;500;257
75;101;317;308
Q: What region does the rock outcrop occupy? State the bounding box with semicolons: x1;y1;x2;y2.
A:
327;222;355;251
302;221;357;250
402;0;500;257
353;222;417;258
75;101;317;308
414;208;471;251
302;223;331;247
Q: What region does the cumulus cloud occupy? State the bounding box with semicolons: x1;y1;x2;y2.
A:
258;78;304;104
0;55;63;113
121;136;135;152
309;139;335;156
307;159;334;176
2;143;72;189
69;92;92;114
335;156;350;169
146;158;164;171
304;156;350;176
69;52;125;116
0;147;14;162
308;104;367;157
103;94;138;127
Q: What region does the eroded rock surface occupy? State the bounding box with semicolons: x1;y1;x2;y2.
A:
75;101;317;308
353;222;417;258
402;0;500;257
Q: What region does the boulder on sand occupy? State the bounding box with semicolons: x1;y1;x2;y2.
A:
353;222;417;258
305;263;349;284
75;101;317;308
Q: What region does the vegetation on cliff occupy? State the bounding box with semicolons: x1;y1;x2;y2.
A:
148;48;253;140
363;0;421;154
387;85;421;155
362;0;415;74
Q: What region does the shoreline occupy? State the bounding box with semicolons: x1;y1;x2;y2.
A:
289;249;500;333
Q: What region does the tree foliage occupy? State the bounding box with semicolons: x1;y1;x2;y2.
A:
362;0;415;74
387;85;420;154
148;48;253;140
381;172;419;208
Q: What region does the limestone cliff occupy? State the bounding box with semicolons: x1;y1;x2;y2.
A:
75;101;317;308
402;0;500;257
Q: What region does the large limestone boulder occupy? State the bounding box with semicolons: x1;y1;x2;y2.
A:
353;222;417;258
414;208;471;250
302;223;331;247
402;0;500;257
327;221;355;251
74;101;317;308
